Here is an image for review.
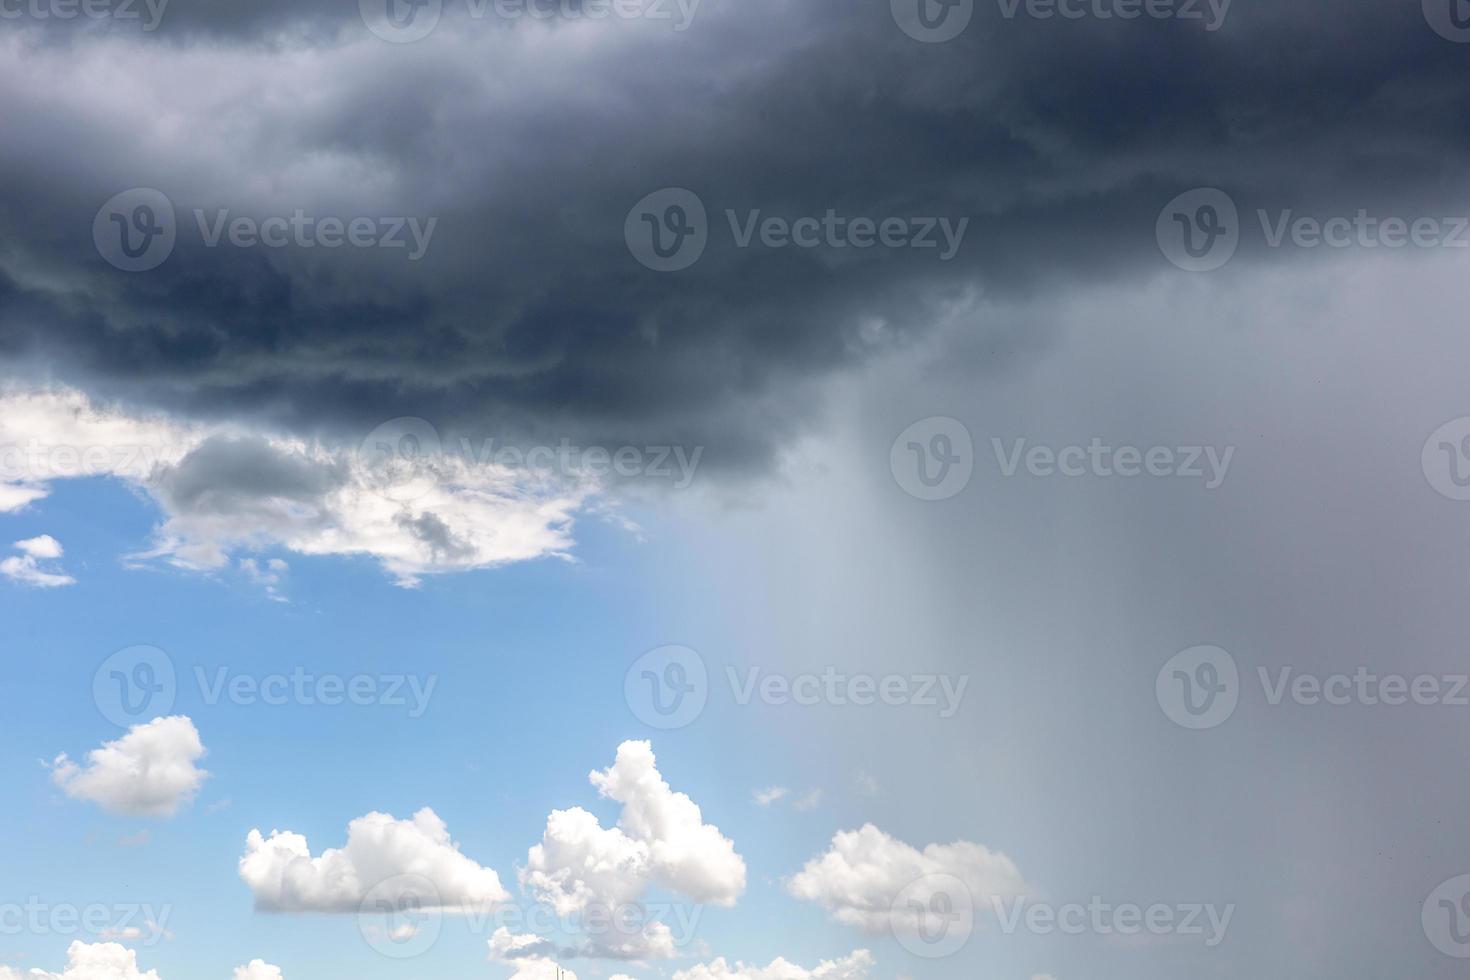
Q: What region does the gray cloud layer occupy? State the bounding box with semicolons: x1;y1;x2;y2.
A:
2;0;1467;465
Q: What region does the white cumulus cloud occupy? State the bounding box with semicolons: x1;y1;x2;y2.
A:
518;741;744;960
673;949;875;980
522;740;746;914
50;717;207;817
239;807;509;913
0;942;159;980
232;962;284;980
0;387;596;587
786;824;1024;935
1;534;75;587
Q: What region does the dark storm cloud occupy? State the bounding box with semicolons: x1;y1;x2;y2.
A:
2;0;1468;468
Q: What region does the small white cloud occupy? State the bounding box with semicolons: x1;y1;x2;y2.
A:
487;931;577;980
752;787;788;806
239;807;509;913
792;789;822;812
51;717;208;817
1;534;74;587
673;949;875;979
786;824;1024;936
16;534;62;558
232;961;285;980
238;557;289;602
855;771;879;796
0;483;48;512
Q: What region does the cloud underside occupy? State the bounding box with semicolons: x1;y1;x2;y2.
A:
0;387;589;587
2;2;1464;476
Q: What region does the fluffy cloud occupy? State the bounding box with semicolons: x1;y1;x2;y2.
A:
786;824;1024;935
0;942;159;980
523;740;746;913
752;787;787;806
673;950;875;980
517;741;743;960
0;944;282;980
0;388;595;587
239;807;508;913
488;929;576;980
0;534;75;587
50;717;207;817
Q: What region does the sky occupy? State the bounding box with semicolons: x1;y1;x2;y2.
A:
4;0;1470;978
